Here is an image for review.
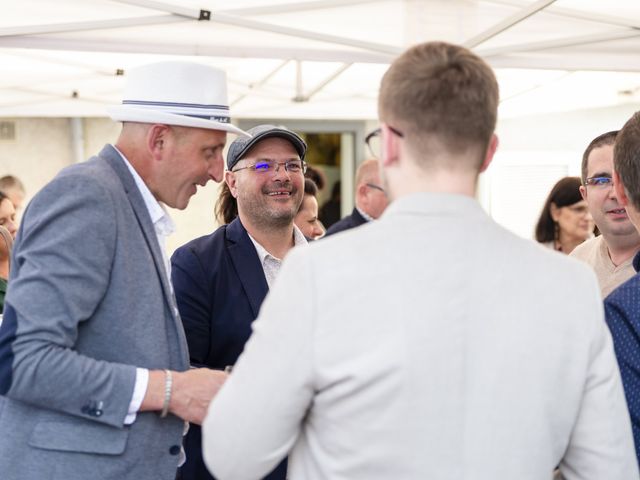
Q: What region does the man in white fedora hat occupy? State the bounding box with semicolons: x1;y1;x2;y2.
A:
0;61;248;480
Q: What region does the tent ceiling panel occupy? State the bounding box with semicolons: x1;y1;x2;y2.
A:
0;0;638;119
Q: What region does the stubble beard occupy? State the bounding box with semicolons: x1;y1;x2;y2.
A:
240;184;302;231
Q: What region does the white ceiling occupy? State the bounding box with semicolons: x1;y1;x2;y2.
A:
1;0;639;120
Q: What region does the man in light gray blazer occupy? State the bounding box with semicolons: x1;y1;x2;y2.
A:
0;61;246;480
202;42;638;480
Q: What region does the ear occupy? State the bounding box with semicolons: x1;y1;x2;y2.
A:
147;124;170;161
549;202;560;222
579;184;587;201
613;170;629;207
479;134;498;173
224;170;239;198
380;124;400;168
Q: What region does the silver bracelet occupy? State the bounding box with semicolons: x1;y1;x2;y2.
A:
160;369;172;418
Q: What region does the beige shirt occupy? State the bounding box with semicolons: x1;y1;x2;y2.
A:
570;235;637;298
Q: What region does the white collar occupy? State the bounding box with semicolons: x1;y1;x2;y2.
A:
356;205;374;222
248;225;307;263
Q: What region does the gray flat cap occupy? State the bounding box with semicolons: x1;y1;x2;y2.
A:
227;124;307;170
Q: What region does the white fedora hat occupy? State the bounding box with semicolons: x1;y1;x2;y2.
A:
108;61;250;138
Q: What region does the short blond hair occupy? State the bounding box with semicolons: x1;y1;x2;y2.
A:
379;41;499;169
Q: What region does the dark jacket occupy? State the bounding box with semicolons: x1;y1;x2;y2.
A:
171;217;286;480
324;207;368;237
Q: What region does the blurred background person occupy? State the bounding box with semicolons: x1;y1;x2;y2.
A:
535;176;594;254
295;178;324;240
325;159;388;236
0;191;17;240
0;191;17;316
0;225;12;315
571;131;640;297
0;175;26;211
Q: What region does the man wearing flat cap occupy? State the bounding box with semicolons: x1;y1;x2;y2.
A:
171;124;308;480
0;61;246;480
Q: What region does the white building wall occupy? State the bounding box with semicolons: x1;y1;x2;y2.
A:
2;103;640;252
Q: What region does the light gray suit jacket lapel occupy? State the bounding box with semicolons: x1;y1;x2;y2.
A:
100;145;189;368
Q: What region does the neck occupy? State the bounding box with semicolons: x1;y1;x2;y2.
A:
556;232;584;254
386;166;479;201
603;233;640;267
240;214;295;260
114;138;157;197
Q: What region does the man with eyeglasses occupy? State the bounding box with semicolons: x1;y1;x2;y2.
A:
171;124;307;480
0;61;238;480
324;159;388;236
570;131;640;297
604;112;640;470
201;43;636;480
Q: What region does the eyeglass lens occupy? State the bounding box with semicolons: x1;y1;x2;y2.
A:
253;160;305;173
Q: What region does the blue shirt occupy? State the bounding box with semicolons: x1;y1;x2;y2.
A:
604;251;640;464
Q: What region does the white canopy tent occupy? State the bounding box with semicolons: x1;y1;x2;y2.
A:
0;0;639;120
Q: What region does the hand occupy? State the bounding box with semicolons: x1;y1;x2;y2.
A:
170;368;227;424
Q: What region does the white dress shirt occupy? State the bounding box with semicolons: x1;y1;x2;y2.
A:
248;225;307;288
115;146;176;425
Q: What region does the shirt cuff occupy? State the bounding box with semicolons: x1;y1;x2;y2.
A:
124;368;149;425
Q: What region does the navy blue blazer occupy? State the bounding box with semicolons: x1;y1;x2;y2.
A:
171;217;286;480
324;207;368;237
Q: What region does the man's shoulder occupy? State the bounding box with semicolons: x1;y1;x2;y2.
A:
604;273;640;345
324;218;350;236
325;211;359;236
171;219;255;264
24;158;120;224
569;236;601;261
173;224;229;260
37;153;121;204
605;271;640;306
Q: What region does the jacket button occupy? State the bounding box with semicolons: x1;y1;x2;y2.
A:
169;445;181;455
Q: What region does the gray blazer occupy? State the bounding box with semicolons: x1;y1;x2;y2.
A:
0;145;190;480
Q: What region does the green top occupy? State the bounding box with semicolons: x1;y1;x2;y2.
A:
0;277;7;314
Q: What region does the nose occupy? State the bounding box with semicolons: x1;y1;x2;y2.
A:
272;162;292;180
312;222;325;239
209;154;224;183
7;220;17;238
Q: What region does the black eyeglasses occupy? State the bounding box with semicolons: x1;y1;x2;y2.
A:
232;159;307;174
584;176;613;188
365;125;404;159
